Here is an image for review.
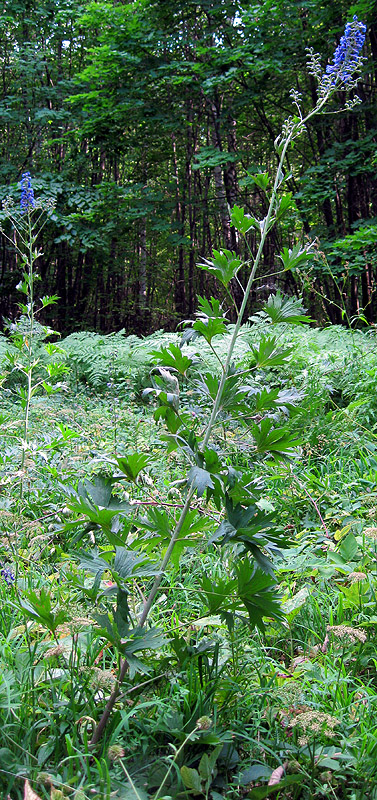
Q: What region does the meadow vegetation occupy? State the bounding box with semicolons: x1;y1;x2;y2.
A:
2;315;377;800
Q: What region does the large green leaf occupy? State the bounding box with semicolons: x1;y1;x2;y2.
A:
113;547;157;580
197;249;243;286
116;453;151;481
209;497;291;574
279;243;314;272
201;574;237;614
252;292;312;325
19;588;67;634
251;418;302;461
249;336;293;368
187;466;215;497
180;766;203;793
150;343;193;376
230;205;260;235
236;561;284;632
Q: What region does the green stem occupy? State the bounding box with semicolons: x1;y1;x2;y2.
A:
118;761;145;800
138;126;296;630
153;725;200;800
91;91;334;748
20;211;35;476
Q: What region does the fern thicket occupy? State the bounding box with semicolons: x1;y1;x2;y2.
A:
60;329;178;391
3;319;377;423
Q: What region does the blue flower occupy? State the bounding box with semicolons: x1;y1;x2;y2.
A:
20;172;36;213
325;16;367;85
0;564;15;585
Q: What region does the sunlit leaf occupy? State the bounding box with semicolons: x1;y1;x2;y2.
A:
197;249;243;286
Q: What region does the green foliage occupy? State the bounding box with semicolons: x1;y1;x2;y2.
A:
60;329;178;390
2;318;377;798
1;12;377;797
248;335;293;368
197;250;244;287
250;292;312;325
19;587;67;635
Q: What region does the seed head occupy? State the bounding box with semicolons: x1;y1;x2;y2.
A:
291;710;340;739
348;571;367;583
363;526;377;539
196;715;212;730
327;624;367;644
107;744;125;761
44;644;67;660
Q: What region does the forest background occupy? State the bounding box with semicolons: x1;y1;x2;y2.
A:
0;0;377;335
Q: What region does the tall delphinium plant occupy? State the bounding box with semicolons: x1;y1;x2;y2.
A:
62;17;367;750
1;174;67;484
137;14;368;619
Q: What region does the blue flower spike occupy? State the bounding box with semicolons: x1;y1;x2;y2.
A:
326;15;367;86
0;564;15;586
20;171;36;213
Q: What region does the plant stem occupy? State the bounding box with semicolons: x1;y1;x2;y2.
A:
20;212;35;476
90;91;333;747
153;725;200;800
89;656;129;746
138;126;296;631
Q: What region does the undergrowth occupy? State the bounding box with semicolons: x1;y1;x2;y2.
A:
1;321;377;800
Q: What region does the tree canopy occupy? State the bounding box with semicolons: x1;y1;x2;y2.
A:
1;0;376;333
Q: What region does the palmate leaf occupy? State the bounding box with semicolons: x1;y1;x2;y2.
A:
160;429;200;458
66;476;132;543
230;205;260;235
113;546;158;580
154;404;182;433
19;588;67;634
171;508;211;566
150;343;193;376
77;475;129;511
249;336;293;368
235;560;284;633
210;501;275;545
251;418;302;461
201;574;237;615
113;588;131;636
138;507;172;543
250;172;270;192
183;295;229;344
197;249;243;286
248;388;302;416
138;506;207;566
245;385;304;414
68;496;131;540
210;496;292;575
124;628;167;677
94;615;166;677
247;386;280;412
193;316;227;343
275;192;295;220
279;243;314;272
187;466;215;498
196;295;226;319
252;291;312;325
116;452;151;481
78;548;110;576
